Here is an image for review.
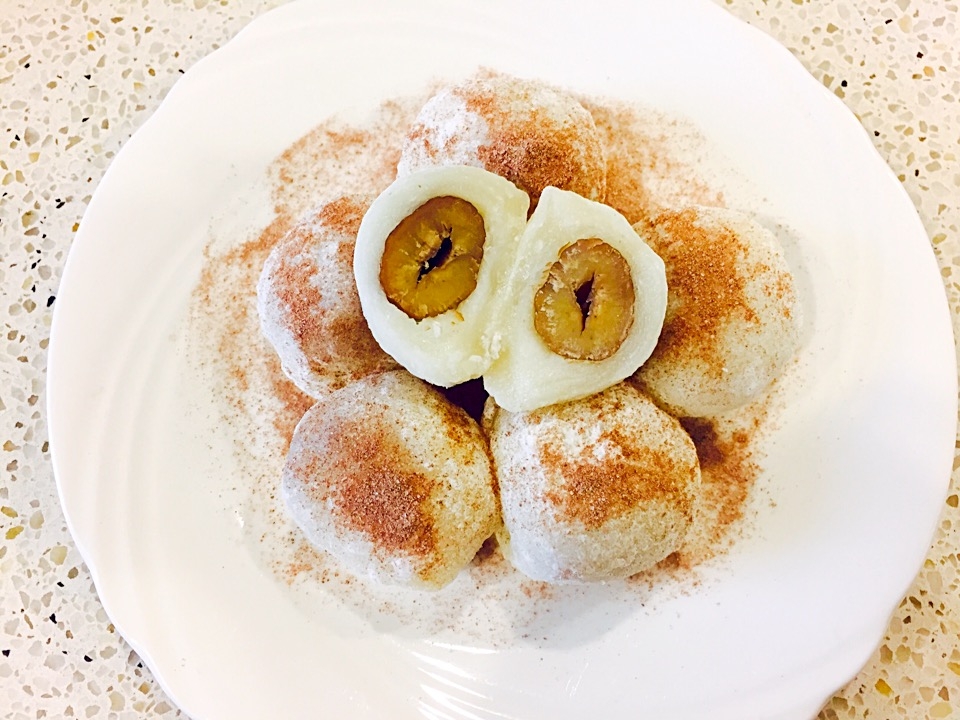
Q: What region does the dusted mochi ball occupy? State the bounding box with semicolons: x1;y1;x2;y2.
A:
257;195;397;397
354;165;529;387
483;187;667;413
634;206;803;417
281;370;499;589
398;73;606;209
484;382;700;583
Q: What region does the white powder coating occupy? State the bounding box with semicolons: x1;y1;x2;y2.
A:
256;196;397;398
635;206;803;417
484;383;700;583
397;73;607;206
282;371;499;590
354;166;529;387
483;187;667;412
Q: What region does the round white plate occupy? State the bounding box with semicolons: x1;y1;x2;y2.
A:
47;1;956;719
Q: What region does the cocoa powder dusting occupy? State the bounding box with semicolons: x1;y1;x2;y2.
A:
271;224;325;342
281;538;329;586
583;101;656;225
317;194;367;237
432;390;481;449
648;208;758;378
195;211;293;404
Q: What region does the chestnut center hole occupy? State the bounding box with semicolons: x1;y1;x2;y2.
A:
419;231;453;283
575;275;595;331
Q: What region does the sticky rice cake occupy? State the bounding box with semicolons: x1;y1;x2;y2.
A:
281;370;499;589
635;206;802;417
257;195;398;398
398;73;606;209
484;382;700;582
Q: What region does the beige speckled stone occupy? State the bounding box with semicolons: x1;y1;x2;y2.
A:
1;1;957;718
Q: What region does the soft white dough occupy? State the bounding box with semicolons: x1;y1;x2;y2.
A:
354;166;529;387
483;186;667;412
484;382;700;583
634;206;803;417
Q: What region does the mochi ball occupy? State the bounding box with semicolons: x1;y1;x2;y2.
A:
484;382;700;583
635;206;802;417
282;370;499;589
398;73;606;209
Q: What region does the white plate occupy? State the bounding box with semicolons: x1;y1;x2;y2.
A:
47;1;957;719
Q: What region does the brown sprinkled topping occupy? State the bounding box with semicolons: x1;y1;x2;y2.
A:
450;81;604;209
270;370;314;453
273;117;404;218
539;423;694;530
317;194;366;237
307;416;438;559
647;208;759;377
583;100;724;228
271;228;324;340
476;118;589;207
268;195;394;381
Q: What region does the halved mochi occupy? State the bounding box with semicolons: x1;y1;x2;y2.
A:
483;186;667;412
634;206;803;417
354;166;529;387
282;370;499;590
483;382;700;583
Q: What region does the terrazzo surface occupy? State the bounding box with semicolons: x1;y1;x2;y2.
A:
1;0;958;717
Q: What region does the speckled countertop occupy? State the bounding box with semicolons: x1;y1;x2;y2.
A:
1;0;958;718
